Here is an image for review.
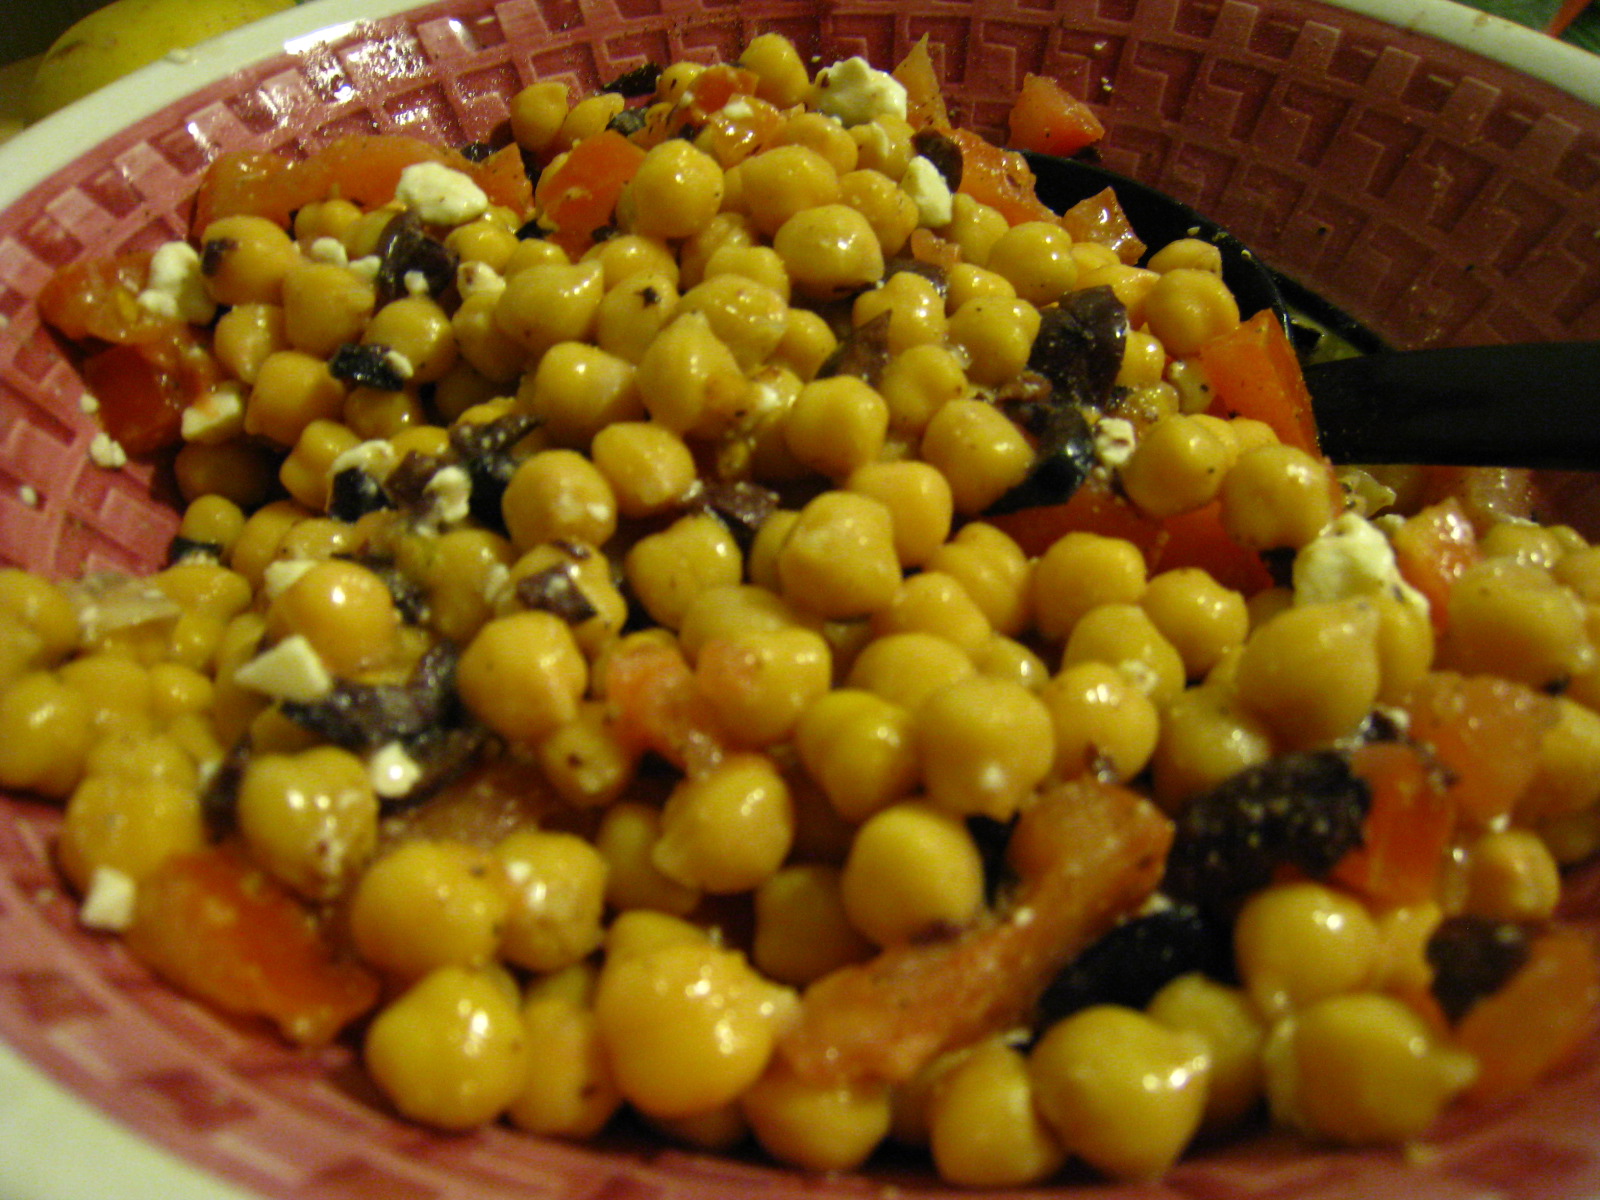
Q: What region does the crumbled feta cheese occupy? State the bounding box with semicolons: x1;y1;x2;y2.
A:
812;56;908;126
180;381;246;443
384;348;416;382
481;562;511;607
721;97;755;120
79;392;100;414
88;433;127;470
17;485;39;508
166;46;195;64
395;161;490;227
425;465;473;526
349;255;383;283
852;120;891;165
1093;416;1137;469
369;741;424;799
457;260;506;300
309;236;350;266
233;634;334;702
404;269;432;297
79;866;137;931
261;558;317;601
1293;511;1429;618
901;156;953;227
137;241;217;326
331;439;399;482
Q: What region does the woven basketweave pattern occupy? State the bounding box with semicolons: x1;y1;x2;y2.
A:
0;0;1597;1196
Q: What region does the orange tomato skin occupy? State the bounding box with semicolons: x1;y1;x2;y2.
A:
38;253;170;345
534;130;646;258
602;638;726;775
1391;499;1481;634
1007;73;1106;158
1197;309;1321;456
949;128;1062;227
125;846;380;1047
1455;927;1600;1106
1333;741;1454;907
82;329;221;455
1059;186;1146;265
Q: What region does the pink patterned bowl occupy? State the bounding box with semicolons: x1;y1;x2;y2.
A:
1;1;1597;1197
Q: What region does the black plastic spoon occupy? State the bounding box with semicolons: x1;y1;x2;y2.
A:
1026;153;1600;470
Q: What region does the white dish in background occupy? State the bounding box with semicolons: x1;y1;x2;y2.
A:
0;1;1595;1198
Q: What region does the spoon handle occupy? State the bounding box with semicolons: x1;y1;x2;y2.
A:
1305;342;1600;469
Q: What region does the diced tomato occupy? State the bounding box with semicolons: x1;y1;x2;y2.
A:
125;846;380;1047
989;479;1162;559
679;63;759;125
1150;500;1276;595
1197;310;1321;456
907;227;963;273
893;36;951;131
1333;741;1454;906
603;638;726;776
1455;926;1600;1106
38;252;170;345
1391;499;1480;635
466;142;535;217
534;130;647;258
948;129;1061;227
1417;466;1538;533
1007;73;1105;159
1059;186;1146;265
82;326;222;455
1402;671;1558;827
191;149;304;236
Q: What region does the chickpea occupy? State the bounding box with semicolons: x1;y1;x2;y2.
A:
595;802;701;916
509;80;569;155
1220;444;1338;551
927;1038;1066;1187
495;260;605;359
945;296;1040;386
917;675;1055;821
943;193;1009;266
509;983;621;1138
753;863;875;986
590;420;697;518
846;630;974;713
280;261;374;358
1234;881;1379;1019
594;939;791;1118
653;753;795;893
236;746;377;901
1140;568;1249;680
841;802;985;945
1150;684;1273;809
776;491;902;620
554;92;625;153
1461;828;1563;921
742;1062;892;1173
1440;559;1595;689
926;522;1033;637
872;571;991;653
1520;695;1600;821
879;342;968;436
1120;413;1234;518
457;611;587;743
626;513;744;630
501;448;618;551
244;350;346;447
919;397;1034;515
1233;599;1381;749
676;272;789;371
1147;973;1266;1131
740;145;842;237
624;139;725;240
774;204;886;302
738;32;812;107
1142;268;1241;356
57;773;204;892
348;840;510;978
595;269;679;363
1028;1006;1211;1182
212;302;286;385
634;310;749;436
1262;993;1476;1145
845;460;953;568
1039;660;1160;783
695;626;832;747
985;221;1079;305
1031;531;1147;643
784;375;889;480
200;214;301;306
495;829;608;972
1062;602;1187;706
365;966;530;1131
795;687;919;822
267;558;399;678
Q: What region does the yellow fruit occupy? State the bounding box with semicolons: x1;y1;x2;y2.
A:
26;0;297;122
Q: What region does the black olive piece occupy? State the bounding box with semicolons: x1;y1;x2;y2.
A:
1035;903;1235;1026
282;641;464;752
449;412;540;533
1162;750;1371;919
691;480;783;553
601;62;664;97
966;814;1016;905
199;237;238;276
344;553;430;625
1427;916;1536;1024
373;210;458;306
815;309;892;386
911;127;963;192
515;217;549;240
329;342;410;391
1027;286;1128;407
328;467;393;523
606;106;651;138
200;735;252;838
457;141;497;163
166;534;224;565
984;398;1098;516
516;562;600;625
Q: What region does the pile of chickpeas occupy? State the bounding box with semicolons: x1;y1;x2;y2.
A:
3;32;1599;1189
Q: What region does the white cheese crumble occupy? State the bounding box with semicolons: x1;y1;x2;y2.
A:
261;558;317;601
425;465;473;527
812;56;908;126
79;866;137;931
180;381;246;443
457;260;506;300
901;156;954;227
349;255;383;283
88;433;127;470
309;236;350;266
395;161;490;227
721;97;755;120
79;392;100;415
137;241;217;326
1293;511;1429;619
17;485;39;508
384;348;416;382
1093;416;1137;469
233;634;334;702
369;741;424;799
404;269;432;297
331;438;399;482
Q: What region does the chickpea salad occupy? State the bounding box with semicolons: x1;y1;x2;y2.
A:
4;32;1599;1190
